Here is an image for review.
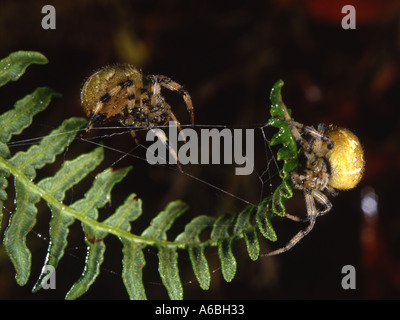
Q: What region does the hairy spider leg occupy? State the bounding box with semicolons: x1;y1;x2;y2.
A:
284;213;309;223
150;127;183;173
286;120;331;154
146;77;186;135
262;188;330;257
267;92;339;257
151;75;195;125
311;189;332;216
272;93;332;152
152;102;185;171
137;79;183;171
164;104;186;139
146;77;187;171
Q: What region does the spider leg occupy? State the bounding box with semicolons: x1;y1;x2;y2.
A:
151;75;194;125
284;213;309;223
287;120;313;153
162;109;186;171
129;130;140;145
273;92;330;152
84;101;104;133
271;93;312;151
146;78;187;140
164;106;186;140
140;78;184;171
262;190;318;257
150;128;183;172
287;120;329;152
285;189;332;225
273;92;328;140
302;123;327;140
311;189;332;217
145;77;180;131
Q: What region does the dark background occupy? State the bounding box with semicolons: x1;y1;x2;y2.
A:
0;0;399;300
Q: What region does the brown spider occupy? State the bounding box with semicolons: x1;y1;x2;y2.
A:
265;97;365;256
80;64;194;137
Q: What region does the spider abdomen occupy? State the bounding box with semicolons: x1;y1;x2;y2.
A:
81;64;143;121
325;126;364;190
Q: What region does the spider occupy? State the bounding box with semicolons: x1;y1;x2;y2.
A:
80;63;194;139
265;96;365;256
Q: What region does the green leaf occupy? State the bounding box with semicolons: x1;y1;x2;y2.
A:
141;200;188;240
33;147;104;292
210;213;236;282
175;215;215;243
10;117;86;180
0;142;10;158
0;51;48;87
4;117;85;286
234;206;259;261
0;168;9;225
102;195;145;299
38;147;104;201
65;239;106;300
121;239;147;300
65;167;132;299
267;80;299;216
141;201;188;299
269;79;290;119
102;194;142;232
33;207;74;293
71;166;132;237
104;195;146;300
256;197;277;242
175;215;215;290
187;245;210;290
272;180;293;217
0;87;60;145
158;247;182;300
3;180;40;285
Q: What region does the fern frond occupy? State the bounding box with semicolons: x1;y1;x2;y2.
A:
3;117;87;285
175;215;215;290
33;147;105;292
121;238;147;300
0;51;58;227
0;51;47;87
234;206;259;261
210;213;237;282
141;201;188;299
268;80;300;216
0;51;299;299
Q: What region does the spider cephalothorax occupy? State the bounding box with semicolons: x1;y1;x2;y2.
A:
80;64;194;135
266;100;364;256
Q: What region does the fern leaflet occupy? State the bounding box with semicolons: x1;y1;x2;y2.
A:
0;51;298;299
